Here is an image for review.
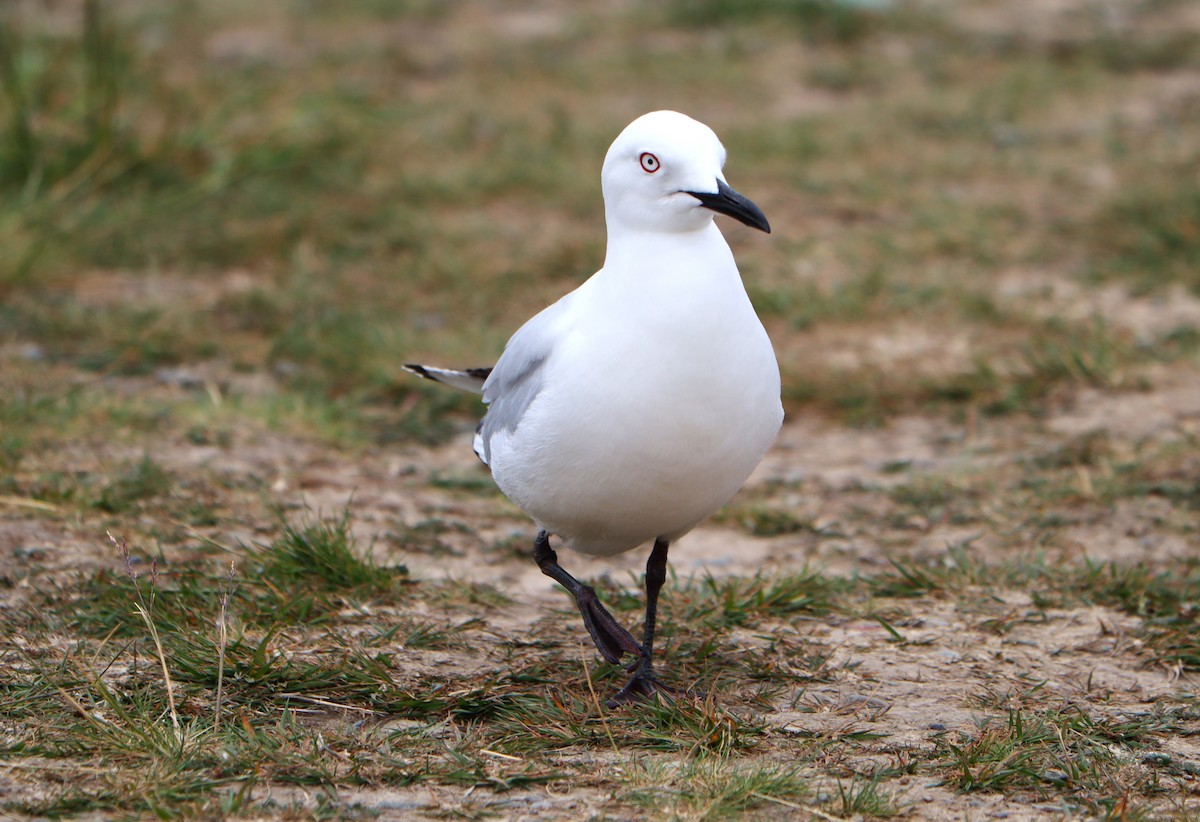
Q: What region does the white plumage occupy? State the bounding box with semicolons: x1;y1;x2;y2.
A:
406;110;781;702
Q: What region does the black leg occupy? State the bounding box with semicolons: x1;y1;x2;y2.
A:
641;537;670;659
608;538;672;706
533;530;643;665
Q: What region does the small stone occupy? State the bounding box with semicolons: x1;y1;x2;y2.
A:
155;367;204;389
378;800;432;811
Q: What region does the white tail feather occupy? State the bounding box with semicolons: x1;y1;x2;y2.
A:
403;364;491;395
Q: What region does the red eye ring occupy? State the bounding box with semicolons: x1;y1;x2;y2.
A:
639;152;660;173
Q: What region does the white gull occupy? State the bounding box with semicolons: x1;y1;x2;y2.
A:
406;110;782;703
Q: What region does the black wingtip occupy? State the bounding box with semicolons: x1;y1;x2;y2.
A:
403;364;433;380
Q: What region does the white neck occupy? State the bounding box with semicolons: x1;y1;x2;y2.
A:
600;222;734;287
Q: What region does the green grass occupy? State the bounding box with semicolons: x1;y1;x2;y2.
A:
3;0;1200;818
827;775;903;818
0;0;1195;455
1089;171;1200;295
4;508;1200;817
248;511;406;595
930;705;1192;817
675;571;845;628
665;0;883;43
94;454;172;513
624;759;812;820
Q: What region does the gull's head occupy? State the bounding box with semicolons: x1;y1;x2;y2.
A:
600;110;770;235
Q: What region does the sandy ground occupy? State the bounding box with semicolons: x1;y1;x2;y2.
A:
3;355;1197;818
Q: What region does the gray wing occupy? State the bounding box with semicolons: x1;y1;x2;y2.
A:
474;296;572;465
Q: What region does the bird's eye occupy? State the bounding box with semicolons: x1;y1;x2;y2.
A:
639;153;660;173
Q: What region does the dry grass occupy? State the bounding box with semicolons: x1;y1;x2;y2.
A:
1;0;1199;818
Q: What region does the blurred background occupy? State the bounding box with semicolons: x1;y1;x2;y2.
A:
2;4;1199;817
3;0;1197;458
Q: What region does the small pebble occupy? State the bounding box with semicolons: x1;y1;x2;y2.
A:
155;367;204;389
14;546;48;561
378;800;432;811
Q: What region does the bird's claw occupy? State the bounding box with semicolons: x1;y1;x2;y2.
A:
575;585;644;664
606;668;686;706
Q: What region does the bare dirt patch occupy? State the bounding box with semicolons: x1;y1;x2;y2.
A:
4;358;1197;817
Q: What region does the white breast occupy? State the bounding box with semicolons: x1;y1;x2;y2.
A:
487;226;782;556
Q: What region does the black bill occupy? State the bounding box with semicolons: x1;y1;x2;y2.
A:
685;179;771;234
